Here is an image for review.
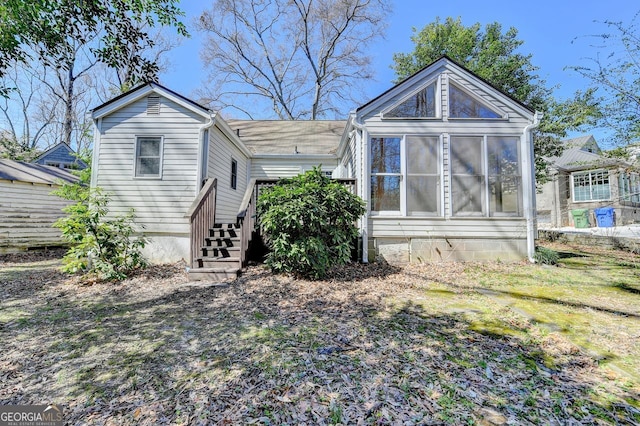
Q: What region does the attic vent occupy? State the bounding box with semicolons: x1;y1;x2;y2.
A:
147;96;160;115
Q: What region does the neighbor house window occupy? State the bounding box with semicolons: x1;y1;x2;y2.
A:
370;137;401;212
619;172;640;204
383;82;437;118
572;170;610;202
451;136;521;217
135;136;163;178
449;84;501;118
231;158;237;190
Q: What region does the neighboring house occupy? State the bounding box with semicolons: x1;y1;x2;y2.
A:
0;159;78;253
32;142;88;170
537;135;640;228
90;56;540;280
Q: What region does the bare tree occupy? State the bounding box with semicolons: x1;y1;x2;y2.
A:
197;0;390;119
0;61;59;159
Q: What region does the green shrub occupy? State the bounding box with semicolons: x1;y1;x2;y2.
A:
257;167;365;280
53;188;147;280
534;246;559;265
52;152;146;281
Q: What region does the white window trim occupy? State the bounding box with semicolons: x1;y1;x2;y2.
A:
448;134;523;218
133;135;164;179
571;169;611;202
370;134;444;217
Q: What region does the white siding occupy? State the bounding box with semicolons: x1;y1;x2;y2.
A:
0;180;71;252
96;96;205;235
207;126;249;223
250;157;339;179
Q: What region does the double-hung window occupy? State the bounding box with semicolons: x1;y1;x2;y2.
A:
135;136;163;178
407;136;440;215
231;158;238;190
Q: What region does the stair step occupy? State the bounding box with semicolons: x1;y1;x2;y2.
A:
209;227;240;238
188;267;241;281
204;236;240;247
196;257;241;268
201;246;240;257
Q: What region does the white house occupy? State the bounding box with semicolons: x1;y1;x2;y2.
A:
91;57;540;280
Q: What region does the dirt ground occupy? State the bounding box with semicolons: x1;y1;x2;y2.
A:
1;245;639;425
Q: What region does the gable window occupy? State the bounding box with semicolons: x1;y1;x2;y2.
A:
572;170;610;202
135;136;163;178
451;136;521;217
384;82;437;118
370;137;401;212
449;84;501;118
231;158;238;190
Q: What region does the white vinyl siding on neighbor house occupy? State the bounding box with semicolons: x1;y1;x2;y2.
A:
572;170;611;202
95;95;204;235
207;126;249;223
0;180;72;251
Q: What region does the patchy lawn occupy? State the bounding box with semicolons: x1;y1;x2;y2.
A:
1;244;639;425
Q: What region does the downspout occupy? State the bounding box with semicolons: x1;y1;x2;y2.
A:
90;115;101;189
351;112;369;263
196;113;216;196
522;111;542;262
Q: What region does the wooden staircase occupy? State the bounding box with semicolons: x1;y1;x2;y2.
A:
186;177;259;282
189;223;242;281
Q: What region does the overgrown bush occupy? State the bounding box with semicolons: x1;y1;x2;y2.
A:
257;167;365;280
534;246;560;265
53;151;146;280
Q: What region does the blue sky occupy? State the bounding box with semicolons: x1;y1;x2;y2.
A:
162;0;636;137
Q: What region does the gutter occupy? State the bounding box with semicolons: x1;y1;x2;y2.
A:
523;112;542;262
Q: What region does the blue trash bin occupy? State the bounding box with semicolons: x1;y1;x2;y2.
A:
594;207;615;227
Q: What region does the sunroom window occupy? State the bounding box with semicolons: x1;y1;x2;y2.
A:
451;136;521;217
383;82;437;118
370;137;401;211
370;136;441;215
406;136;440;215
572;170;610;202
449;84;501;118
451;136;484;215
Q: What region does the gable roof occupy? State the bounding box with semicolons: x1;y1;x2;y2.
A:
227;120;346;155
91;82;212;120
32;142;88;168
0;159;79;185
357;55;535;118
553;135;617;171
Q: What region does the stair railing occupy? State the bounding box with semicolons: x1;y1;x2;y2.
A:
237;178;258;267
185;178;217;269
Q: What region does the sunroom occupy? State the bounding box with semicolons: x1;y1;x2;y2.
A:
340;56;539;263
